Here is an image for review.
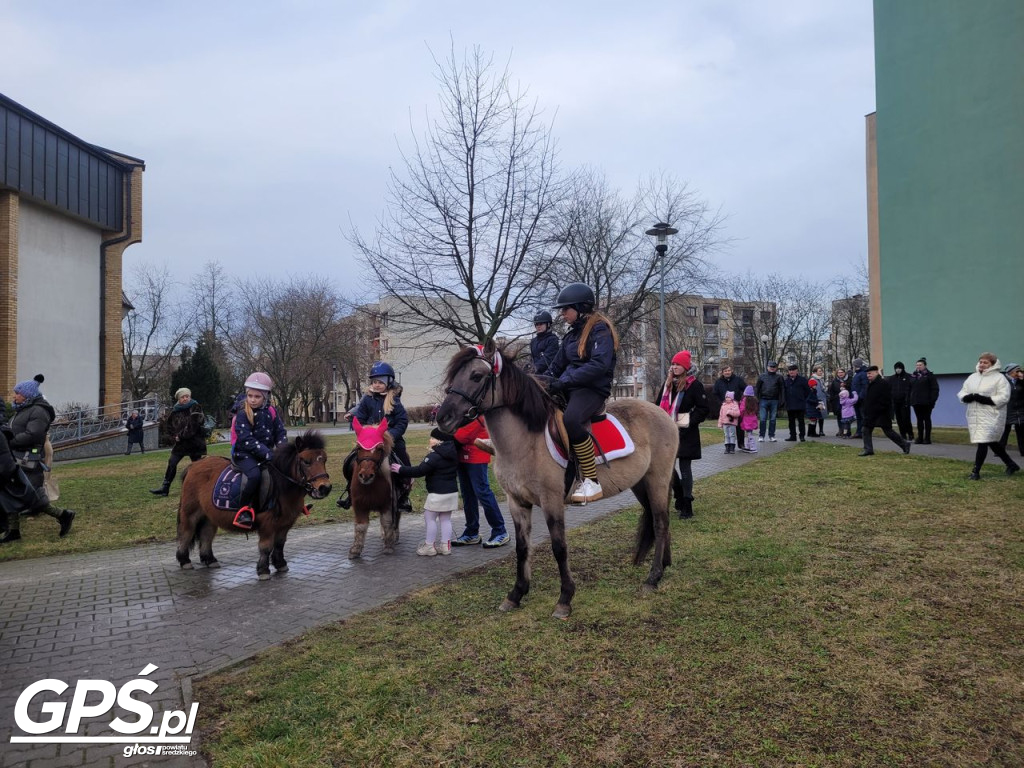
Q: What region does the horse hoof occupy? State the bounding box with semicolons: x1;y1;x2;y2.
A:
552;604;572;620
179;562;193;570
205;560;220;569
258;572;271;581
275;564;289;573
640;583;657;596
382;546;395;555
498;598;518;613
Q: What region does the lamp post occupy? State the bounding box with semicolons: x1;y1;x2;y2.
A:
331;364;338;425
760;334;770;371
645;222;679;387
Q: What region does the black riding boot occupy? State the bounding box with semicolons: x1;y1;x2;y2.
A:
150;480;171;496
336;450;356;509
0;509;20;544
679;497;694;519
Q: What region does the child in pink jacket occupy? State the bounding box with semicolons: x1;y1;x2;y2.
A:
739;385;759;453
839;383;858;438
717;391;741;454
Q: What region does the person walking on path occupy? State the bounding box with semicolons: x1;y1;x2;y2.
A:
783;364;811;442
755;360;784;442
717;391;740;454
392;428;460;556
999;363;1023;455
451;416;509;548
529;311;560;375
150;388;206;496
851;359;869;438
828;367;849;436
958;353;1020;480
125;410;145;455
713;365;748;447
889;362;914;442
738;385;759;452
910;357;940;444
1;376;75;542
859;366;912;457
659;350;709;519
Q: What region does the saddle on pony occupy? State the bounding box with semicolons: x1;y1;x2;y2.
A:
211;464;274;530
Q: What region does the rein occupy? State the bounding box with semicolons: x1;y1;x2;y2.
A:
268;455;329;496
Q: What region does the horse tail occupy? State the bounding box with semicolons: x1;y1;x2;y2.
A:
632;483;656;565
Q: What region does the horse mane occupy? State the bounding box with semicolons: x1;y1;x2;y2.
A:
271;430;325;478
443;344;552;433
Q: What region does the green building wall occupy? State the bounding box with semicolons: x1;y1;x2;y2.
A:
873;0;1024;383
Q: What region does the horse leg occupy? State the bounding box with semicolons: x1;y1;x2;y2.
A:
632;480;671;593
175;508;196;569
546;509;576;620
350;510;369;559
271;533;288;572
198;518;220;568
381;496;398;555
256;533;273;580
500;499;534;613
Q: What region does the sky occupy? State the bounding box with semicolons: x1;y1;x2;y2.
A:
2;0;876;295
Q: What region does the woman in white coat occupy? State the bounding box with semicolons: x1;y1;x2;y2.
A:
957;352;1021;480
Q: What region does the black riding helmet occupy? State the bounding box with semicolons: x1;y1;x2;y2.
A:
553;282;595;315
533;310;553;325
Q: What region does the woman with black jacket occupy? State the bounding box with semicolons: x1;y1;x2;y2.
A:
659;350;709;519
909;357;940;444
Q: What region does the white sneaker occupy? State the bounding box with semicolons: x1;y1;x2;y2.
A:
768;437;777;442
758;437;764;442
571;478;603;504
416;542;437;557
436;540;451;556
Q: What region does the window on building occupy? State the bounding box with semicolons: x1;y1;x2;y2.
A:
685;306;698;317
741;309;754;326
720;347;729;358
760;310;772;323
380;338;389;354
379;312;389;328
703;305;719;324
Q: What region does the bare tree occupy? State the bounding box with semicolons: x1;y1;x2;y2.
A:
831;266;871;369
731;272;832;373
121;263;196;401
350;43;566;345
225;276;343;422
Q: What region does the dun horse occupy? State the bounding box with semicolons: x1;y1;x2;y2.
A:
348;418;401;557
437;343;678;619
175;431;332;579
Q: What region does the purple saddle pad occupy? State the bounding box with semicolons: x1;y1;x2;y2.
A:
212;466;243;511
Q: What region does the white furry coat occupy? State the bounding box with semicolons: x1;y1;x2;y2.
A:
957;360;1011;444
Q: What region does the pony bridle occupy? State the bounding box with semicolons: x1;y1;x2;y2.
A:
446;347;503;421
271;455;329;495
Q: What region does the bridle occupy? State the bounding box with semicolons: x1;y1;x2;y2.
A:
355;447;387;480
445;348;503;421
270;452;330;495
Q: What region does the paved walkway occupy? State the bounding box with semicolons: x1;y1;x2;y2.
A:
0;434;994;767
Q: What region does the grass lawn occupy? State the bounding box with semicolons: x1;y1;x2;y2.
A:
193;443;1023;767
0;426;724;562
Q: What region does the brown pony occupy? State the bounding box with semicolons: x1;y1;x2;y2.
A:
348;418;400;557
437;343;678;619
175;431;332;580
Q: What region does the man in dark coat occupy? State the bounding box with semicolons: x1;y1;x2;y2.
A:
860;366;912;456
782;365;811;441
713;364;748;446
889;362;914;442
150;387;207;496
755;361;785;441
909;357;940;444
125;410;145;455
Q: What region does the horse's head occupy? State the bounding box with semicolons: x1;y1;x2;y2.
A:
438;342;549;434
437;344;505;433
352;418;394;485
273;430;332;499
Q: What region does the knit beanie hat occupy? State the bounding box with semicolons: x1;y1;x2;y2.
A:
809;379;817;387
893;361;905;371
852;358;865;370
724;391;735;400
175;387;192;400
743;385;755;397
14;375;42;399
671;350;692;369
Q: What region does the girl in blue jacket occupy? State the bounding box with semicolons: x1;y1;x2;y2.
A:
232;372;287;528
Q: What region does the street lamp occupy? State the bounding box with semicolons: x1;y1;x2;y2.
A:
331;364;338;425
645;222;679;386
760;334;770;370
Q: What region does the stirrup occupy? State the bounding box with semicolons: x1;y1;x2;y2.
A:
233;506;255;530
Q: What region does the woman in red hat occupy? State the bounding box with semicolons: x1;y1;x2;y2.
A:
659;350;709;519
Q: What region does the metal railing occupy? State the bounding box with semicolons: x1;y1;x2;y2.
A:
49;397;161;447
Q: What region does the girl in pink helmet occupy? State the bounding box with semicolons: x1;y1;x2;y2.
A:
232;372;287;528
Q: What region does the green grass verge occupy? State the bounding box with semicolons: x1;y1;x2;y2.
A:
194;443;1023;767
